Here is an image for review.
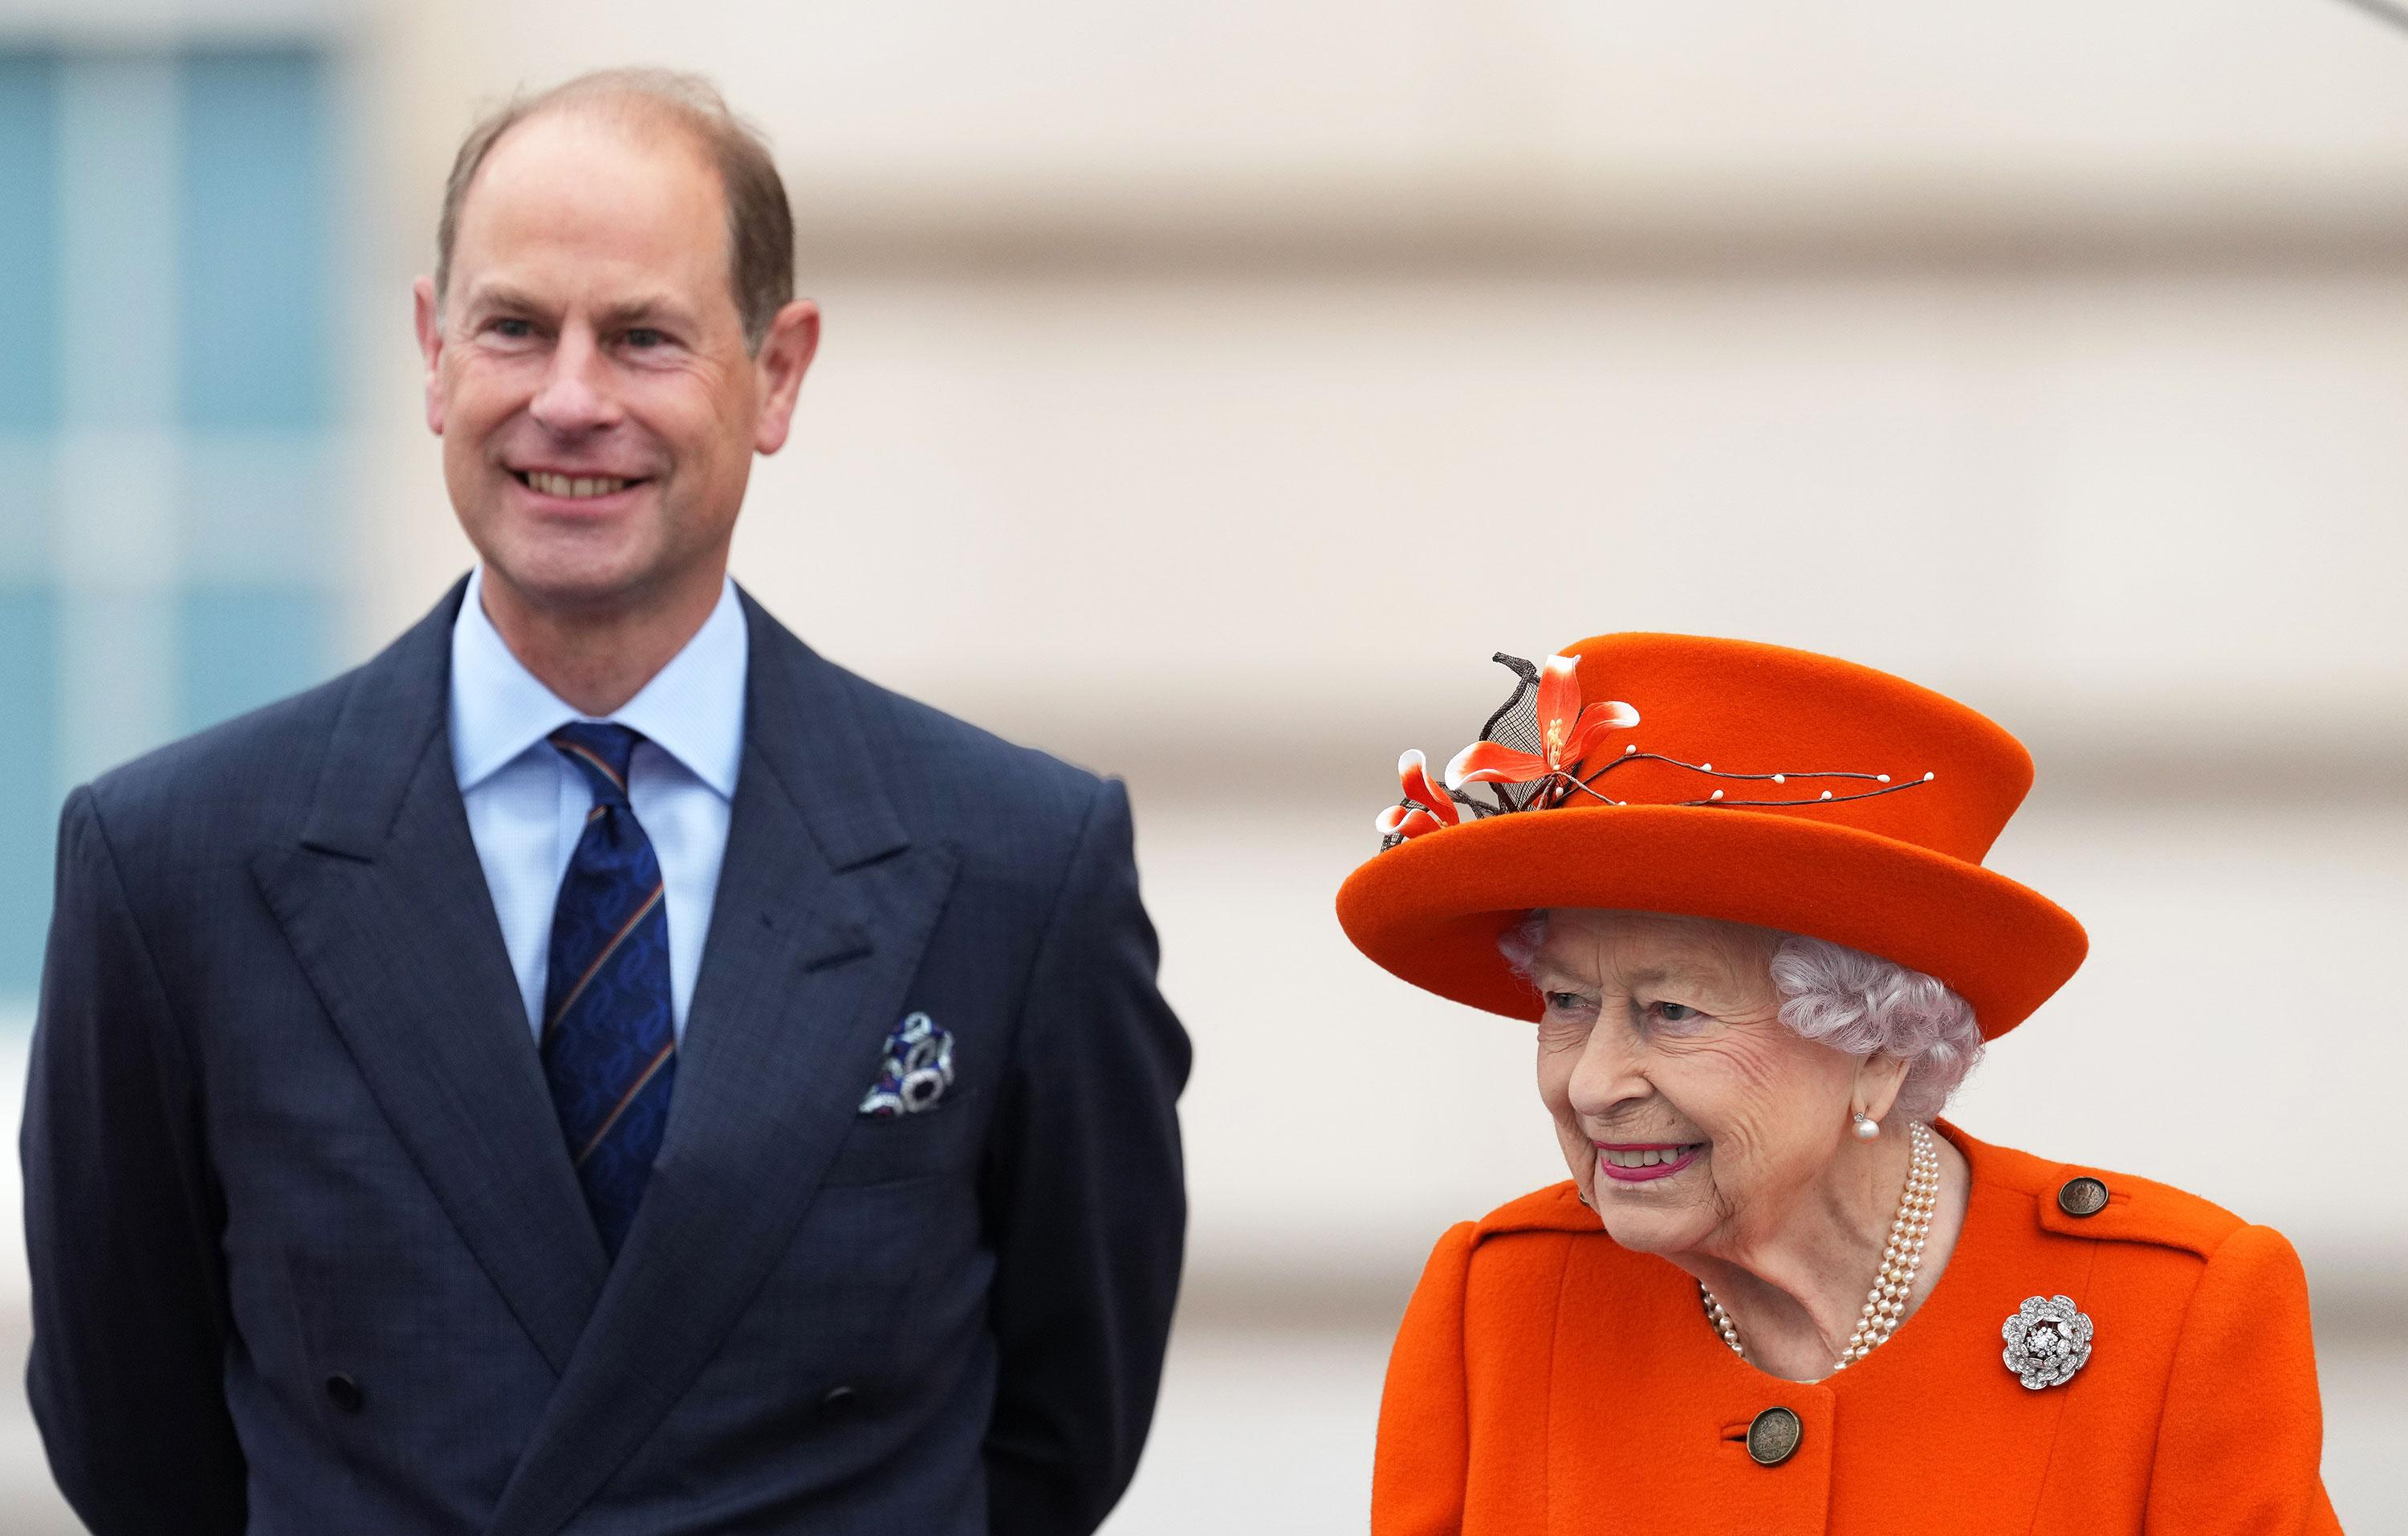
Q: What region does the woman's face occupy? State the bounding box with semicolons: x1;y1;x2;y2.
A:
1530;909;1864;1258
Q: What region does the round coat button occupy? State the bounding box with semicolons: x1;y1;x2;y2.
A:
2057;1176;2110;1218
1746;1405;1801;1467
819;1385;860;1416
324;1374;364;1414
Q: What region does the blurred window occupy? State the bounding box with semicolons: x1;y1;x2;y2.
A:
0;47;336;998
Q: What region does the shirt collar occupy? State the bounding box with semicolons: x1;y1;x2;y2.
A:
449;566;748;800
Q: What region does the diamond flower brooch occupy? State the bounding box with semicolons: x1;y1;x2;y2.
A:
2002;1294;2093;1390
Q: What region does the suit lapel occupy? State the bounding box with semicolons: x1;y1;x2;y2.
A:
253;580;607;1376
488;593;956;1536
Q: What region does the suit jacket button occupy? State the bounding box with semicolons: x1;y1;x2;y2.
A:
324;1374;364;1414
2057;1176;2110;1217
819;1385;859;1416
1746;1406;1801;1466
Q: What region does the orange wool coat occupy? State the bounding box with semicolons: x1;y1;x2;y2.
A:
1373;1122;2341;1534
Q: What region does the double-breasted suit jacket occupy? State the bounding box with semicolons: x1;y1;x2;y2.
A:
24;581;1191;1535
1373;1121;2340;1534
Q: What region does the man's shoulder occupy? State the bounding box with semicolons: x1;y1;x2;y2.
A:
840;667;1101;803
760;621;1114;848
81;582;457;850
82;666;360;845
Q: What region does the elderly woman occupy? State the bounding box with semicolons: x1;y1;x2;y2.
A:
1337;634;2338;1534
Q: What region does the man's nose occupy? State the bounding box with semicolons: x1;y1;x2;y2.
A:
528;329;620;434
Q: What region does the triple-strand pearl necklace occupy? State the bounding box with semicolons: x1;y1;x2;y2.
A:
1698;1118;1941;1377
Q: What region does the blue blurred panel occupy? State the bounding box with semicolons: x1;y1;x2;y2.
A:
182;433;332;584
0;54;60;432
0;434;54;578
0;583;60;996
176;585;327;732
58;55;177;429
177;51;330;430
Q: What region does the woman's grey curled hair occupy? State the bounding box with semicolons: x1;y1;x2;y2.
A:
1498;910;1983;1120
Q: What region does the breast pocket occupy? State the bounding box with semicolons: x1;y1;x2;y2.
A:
820;1085;986;1188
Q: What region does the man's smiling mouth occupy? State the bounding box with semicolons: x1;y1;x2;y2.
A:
512;470;645;499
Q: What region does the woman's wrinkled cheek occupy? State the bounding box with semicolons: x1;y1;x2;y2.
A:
1683;1026;1845;1241
1656;1031;1792;1199
1726;1039;1797;1103
1536;1029;1594;1188
1552;1114;1597;1191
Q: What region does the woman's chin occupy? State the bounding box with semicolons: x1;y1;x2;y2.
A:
1584;1171;1709;1255
1590;1209;1701;1256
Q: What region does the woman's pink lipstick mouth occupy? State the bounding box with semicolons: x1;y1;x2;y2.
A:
1592;1141;1705;1184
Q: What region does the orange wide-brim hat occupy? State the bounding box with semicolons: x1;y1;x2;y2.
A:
1336;634;2087;1040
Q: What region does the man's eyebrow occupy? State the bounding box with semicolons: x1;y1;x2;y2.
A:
455;285;698;330
592;295;698;331
458;281;549;315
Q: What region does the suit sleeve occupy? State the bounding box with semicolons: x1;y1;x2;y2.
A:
1373;1222;1474;1536
980;779;1191;1536
21;788;249;1534
2145;1223;2341;1536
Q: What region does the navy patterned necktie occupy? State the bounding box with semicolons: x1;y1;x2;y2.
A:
542;722;677;1258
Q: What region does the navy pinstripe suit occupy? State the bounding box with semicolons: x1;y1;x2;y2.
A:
22;580;1190;1535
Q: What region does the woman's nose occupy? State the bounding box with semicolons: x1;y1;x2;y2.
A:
1566;1025;1649;1118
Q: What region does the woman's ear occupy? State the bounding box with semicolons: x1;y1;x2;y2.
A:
1852;1053;1912;1126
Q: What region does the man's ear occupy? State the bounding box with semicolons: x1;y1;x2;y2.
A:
413;276;446;436
751;299;822;455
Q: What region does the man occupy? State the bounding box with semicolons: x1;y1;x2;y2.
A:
22;68;1189;1535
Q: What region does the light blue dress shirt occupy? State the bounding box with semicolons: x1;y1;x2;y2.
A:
449;567;746;1041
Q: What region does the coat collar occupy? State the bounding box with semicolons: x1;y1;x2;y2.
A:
294;577;466;860
720;584;910;872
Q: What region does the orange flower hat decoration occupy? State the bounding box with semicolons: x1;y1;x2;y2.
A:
1373;750;1462;843
1447;653;1641;806
1374;651;1641;846
1342;634;2089;1041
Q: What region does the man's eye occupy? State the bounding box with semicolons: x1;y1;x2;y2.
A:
624;328;666;348
489;318;534;340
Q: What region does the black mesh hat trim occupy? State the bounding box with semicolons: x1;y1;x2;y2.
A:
1475;653;1549;813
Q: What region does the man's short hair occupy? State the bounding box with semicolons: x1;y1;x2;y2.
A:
434;67;795;352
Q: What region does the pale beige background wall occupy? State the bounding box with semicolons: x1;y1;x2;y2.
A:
6;0;2405;1528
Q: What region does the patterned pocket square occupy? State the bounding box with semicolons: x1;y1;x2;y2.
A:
859;1012;955;1117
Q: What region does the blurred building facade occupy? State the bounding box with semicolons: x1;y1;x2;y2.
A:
2;0;2403;1530
0;46;340;991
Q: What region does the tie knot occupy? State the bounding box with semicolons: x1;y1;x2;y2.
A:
551;723;642;808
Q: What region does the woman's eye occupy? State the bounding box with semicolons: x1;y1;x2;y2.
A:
1544;991;1591;1013
1654;1002;1703;1025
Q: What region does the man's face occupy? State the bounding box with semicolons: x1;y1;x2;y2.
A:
413;110;815;619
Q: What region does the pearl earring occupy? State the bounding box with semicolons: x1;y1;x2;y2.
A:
1852;1112;1881;1141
